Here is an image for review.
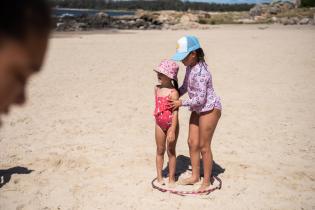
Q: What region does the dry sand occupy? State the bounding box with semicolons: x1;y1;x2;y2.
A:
0;25;314;210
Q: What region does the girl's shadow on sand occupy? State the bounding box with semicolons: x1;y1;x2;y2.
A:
162;155;225;180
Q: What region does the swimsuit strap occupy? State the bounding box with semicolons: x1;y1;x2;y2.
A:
154;86;159;99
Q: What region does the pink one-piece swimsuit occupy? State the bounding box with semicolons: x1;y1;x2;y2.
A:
154;89;173;132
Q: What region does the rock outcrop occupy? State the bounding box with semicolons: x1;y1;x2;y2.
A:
53;6;314;31
54;10;209;31
248;1;314;25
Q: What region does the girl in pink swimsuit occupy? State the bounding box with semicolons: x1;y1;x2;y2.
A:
153;59;179;187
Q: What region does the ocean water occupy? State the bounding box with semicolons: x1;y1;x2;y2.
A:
53;8;135;17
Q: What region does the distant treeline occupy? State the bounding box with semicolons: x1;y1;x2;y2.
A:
50;0;254;11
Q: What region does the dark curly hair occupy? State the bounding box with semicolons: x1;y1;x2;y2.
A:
0;0;52;41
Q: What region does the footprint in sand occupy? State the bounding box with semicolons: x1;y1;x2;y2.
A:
239;164;250;169
16;204;25;210
13;178;20;184
53;159;63;168
75;145;86;151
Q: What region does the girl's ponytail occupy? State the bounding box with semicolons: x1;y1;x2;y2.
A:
195;48;208;70
196;48;205;63
172;79;179;95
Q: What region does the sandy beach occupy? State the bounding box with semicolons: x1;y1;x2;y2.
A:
0;25;314;210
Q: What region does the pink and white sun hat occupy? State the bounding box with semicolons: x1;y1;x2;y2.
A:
154;59;179;81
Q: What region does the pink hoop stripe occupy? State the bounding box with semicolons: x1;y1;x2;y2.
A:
151;176;222;196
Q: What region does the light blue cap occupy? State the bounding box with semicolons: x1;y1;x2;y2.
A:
171;35;201;61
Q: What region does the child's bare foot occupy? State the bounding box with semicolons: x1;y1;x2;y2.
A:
168;180;176;188
156;178;165;187
178;177;199;185
197;183;211;192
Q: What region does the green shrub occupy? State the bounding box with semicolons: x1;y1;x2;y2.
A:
198;18;208;24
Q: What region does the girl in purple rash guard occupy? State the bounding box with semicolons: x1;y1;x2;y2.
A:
179;61;222;112
169;35;222;192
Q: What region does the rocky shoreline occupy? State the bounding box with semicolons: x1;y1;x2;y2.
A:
54;2;315;31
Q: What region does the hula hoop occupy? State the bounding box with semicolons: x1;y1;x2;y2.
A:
151;176;222;196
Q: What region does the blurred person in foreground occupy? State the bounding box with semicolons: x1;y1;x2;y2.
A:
0;0;52;125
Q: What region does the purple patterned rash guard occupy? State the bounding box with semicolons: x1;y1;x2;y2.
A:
179;62;222;113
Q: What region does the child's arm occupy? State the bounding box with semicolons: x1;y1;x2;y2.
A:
178;70;189;97
169;72;210;111
166;90;179;143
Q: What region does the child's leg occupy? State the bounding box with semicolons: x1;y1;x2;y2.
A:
179;112;200;185
198;109;221;191
166;126;179;184
155;125;166;183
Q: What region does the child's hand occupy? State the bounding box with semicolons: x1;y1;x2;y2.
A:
168;98;182;111
166;130;176;143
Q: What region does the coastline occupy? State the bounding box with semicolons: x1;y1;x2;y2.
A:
51;24;315;37
53;5;315;32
